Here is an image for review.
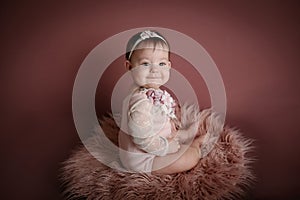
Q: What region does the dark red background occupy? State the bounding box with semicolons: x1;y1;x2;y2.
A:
1;1;300;199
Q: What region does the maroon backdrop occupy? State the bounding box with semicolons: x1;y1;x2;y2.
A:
1;1;300;199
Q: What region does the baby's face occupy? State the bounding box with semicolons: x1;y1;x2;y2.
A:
127;44;171;89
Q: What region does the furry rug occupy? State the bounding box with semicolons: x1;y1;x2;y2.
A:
60;105;255;200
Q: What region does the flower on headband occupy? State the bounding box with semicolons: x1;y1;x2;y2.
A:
140;30;158;40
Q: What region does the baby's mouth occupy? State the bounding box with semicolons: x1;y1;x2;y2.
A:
147;76;161;79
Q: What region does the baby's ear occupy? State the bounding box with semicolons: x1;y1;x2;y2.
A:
168;61;172;68
125;60;132;70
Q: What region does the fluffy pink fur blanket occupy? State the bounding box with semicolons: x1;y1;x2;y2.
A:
60;105;255;200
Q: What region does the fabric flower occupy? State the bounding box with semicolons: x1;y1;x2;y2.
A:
142;88;177;119
140;30;156;40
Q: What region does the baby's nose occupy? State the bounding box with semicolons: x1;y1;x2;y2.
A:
150;64;160;72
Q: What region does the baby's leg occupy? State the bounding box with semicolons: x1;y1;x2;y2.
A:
152;136;205;174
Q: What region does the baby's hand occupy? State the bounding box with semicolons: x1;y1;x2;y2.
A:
167;139;180;154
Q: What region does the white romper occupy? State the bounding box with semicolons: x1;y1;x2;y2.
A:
119;87;177;173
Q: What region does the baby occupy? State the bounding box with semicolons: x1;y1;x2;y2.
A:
119;30;207;174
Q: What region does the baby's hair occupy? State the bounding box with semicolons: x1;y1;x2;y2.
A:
125;30;170;61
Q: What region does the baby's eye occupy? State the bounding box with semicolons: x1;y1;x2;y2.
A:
141;62;150;67
159;62;167;66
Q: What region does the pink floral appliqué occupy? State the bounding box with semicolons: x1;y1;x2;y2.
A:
144;88;177;119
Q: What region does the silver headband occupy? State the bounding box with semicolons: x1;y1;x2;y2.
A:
128;30;168;59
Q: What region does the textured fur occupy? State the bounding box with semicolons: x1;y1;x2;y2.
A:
60;106;255;200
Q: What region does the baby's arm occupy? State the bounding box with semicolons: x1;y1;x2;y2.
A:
128;97;180;156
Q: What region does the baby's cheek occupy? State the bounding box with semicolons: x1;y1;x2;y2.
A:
161;73;170;84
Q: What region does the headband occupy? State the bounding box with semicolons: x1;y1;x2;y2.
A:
128;30;168;60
